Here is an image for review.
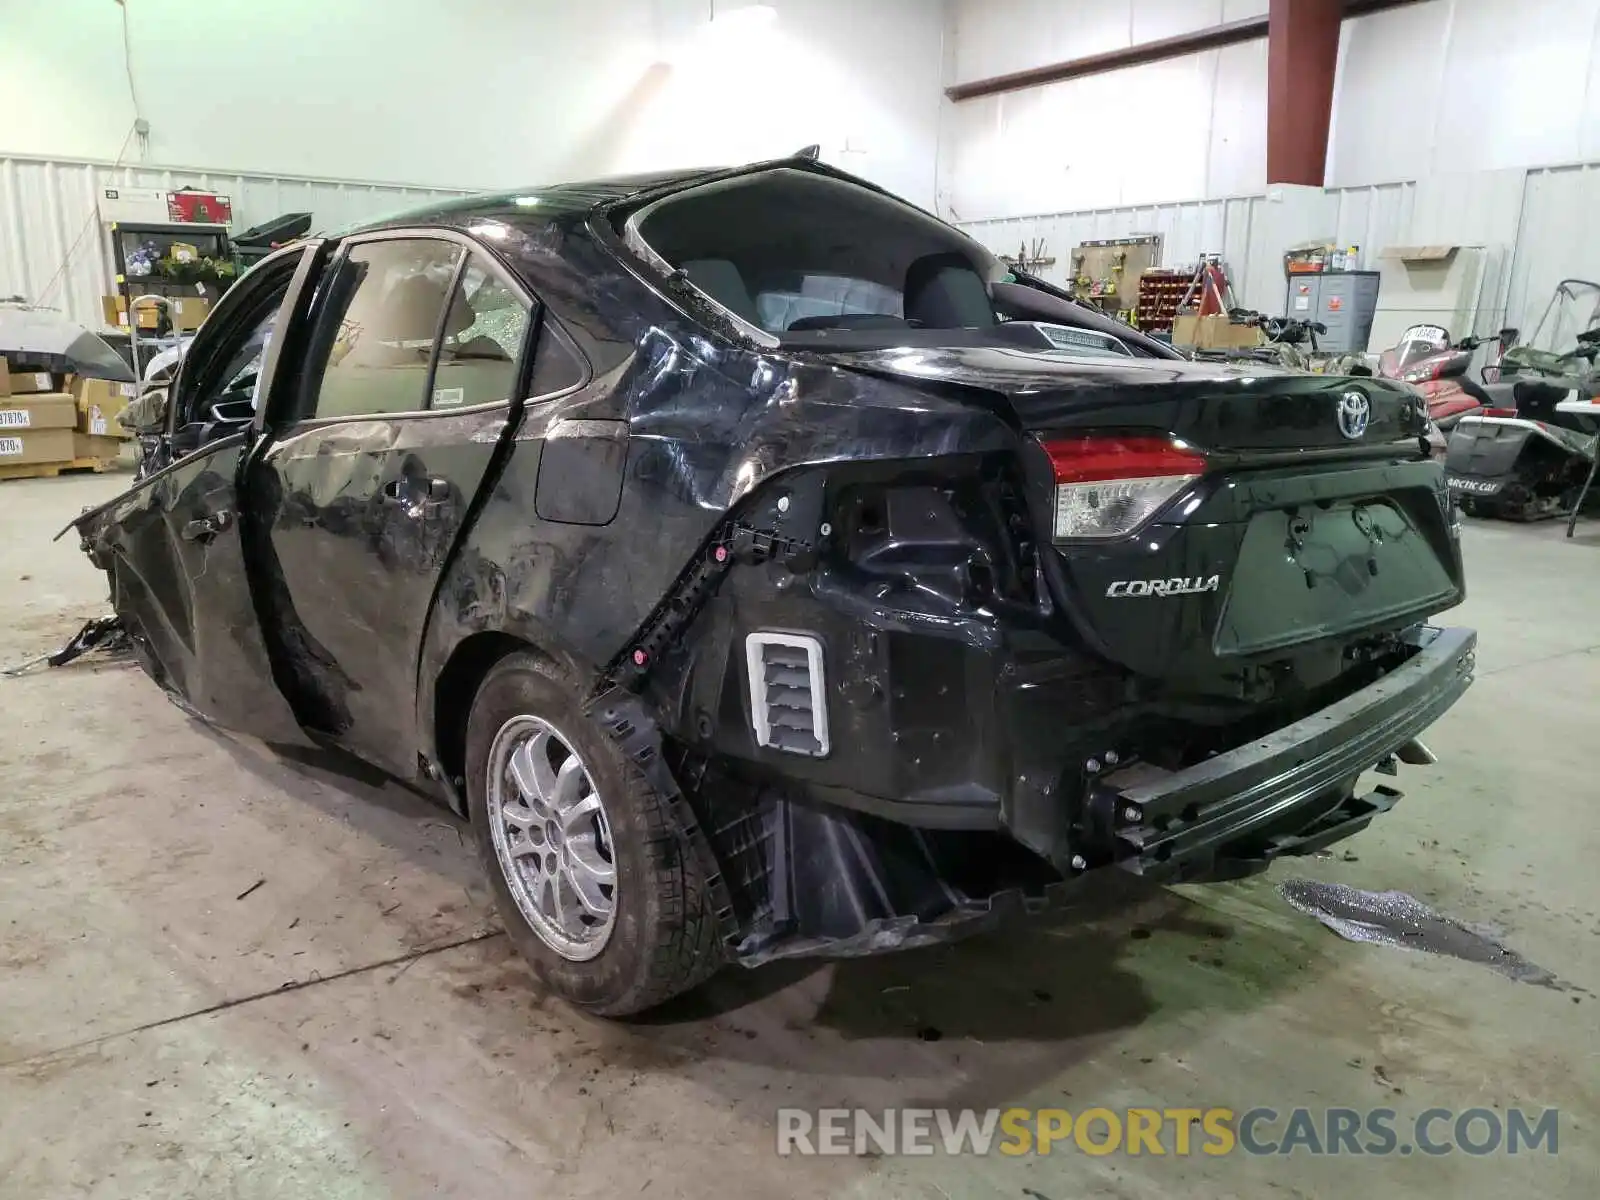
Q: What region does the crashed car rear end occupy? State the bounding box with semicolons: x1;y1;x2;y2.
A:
70;156;1474;1014
603;166;1472;965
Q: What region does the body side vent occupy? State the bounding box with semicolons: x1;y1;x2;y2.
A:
745;632;829;757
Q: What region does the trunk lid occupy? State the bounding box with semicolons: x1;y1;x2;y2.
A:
829;345;1462;692
827;345;1429;450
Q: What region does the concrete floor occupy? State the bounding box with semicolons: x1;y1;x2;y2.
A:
0;469;1595;1200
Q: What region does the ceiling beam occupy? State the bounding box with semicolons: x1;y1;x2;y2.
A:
945;0;1428;103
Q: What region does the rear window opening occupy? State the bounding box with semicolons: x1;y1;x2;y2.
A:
620;166;1163;358
624;167;1000;340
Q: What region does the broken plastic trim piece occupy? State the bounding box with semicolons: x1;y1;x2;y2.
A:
1;615;129;677
603;515;812;692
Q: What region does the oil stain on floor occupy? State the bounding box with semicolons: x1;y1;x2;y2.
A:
1280;878;1569;988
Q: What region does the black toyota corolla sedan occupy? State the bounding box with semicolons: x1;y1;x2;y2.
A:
72;152;1474;1014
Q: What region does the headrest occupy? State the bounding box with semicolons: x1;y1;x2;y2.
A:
903;252;994;329
370;274;452;342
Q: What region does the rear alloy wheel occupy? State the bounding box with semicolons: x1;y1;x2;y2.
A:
465;652;723;1015
486;716;617;961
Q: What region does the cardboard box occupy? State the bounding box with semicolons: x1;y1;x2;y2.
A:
3;364;57;393
0;359;9;398
74;432;124;462
100;295;162;329
0;422;125;469
0;428;76;466
169;296;211;332
101;295;126;329
70;378;138;440
1172;314;1264;351
1382;245;1458;262
0;393;78;432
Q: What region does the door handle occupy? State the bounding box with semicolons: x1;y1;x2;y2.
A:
181;509;234;543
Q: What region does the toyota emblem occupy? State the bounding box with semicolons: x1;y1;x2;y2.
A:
1337;391;1371;440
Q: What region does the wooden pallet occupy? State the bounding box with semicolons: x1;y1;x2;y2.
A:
0;455;122;482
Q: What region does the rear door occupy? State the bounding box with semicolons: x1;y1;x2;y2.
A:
246;230;545;776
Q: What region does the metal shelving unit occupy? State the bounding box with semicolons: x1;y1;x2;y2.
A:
108;221;235;375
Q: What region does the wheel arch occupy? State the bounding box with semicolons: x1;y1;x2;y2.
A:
423;623;599;818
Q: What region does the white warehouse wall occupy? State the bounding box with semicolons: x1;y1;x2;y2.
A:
943;0;1600;221
941;0;1272;221
1328;0;1600;186
0;0;947;207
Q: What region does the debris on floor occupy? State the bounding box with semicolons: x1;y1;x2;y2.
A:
1280;878;1565;987
1;614;128;676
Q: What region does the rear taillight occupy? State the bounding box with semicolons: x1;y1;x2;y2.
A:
1040;435;1207;540
1482;407;1519;418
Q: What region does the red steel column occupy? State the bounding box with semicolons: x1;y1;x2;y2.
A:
1267;0;1344;185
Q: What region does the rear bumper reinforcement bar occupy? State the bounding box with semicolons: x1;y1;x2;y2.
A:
1106;625;1476;880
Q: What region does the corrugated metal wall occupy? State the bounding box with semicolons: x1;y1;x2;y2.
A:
956;195;1263;295
0;154;470;330
960;165;1584;347
1328;170;1528;341
1505;164;1600;347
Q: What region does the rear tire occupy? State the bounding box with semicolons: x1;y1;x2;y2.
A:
465;652;723;1015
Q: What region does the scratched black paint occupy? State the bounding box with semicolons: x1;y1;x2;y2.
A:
72;157;1475;965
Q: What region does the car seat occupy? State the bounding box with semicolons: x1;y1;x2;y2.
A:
903;252;995;329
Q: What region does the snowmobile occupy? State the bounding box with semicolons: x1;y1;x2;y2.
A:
1357;324;1515;431
1444;332;1600;521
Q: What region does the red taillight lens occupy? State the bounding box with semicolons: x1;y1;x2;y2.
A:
1040;435;1207;540
1482;407;1519;418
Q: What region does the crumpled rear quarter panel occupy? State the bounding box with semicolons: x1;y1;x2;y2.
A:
417;221;1019;769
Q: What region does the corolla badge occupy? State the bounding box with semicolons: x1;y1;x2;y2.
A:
1106;575;1221;598
1337;391;1371;440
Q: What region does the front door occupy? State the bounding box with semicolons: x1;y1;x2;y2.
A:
69;243;330;744
73;435;310;745
248;232;535;777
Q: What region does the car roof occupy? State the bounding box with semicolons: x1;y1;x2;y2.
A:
340;154;942;239
342;167;727;235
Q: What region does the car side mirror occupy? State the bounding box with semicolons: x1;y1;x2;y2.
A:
209;398;255;427
195;397;256;448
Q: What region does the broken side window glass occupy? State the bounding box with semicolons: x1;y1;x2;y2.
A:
432;256;531;409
